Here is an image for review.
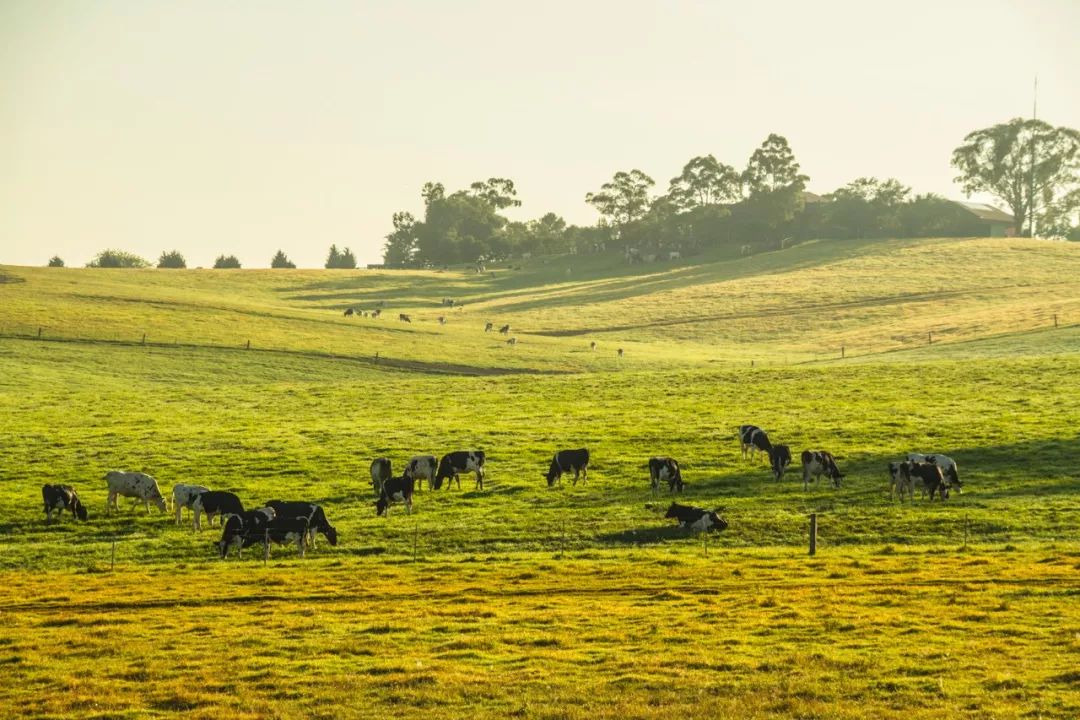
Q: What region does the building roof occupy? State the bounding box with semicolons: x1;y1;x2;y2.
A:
954;201;1015;224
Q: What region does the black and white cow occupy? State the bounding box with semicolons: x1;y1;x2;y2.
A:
42;484;88;523
192;491;245;530
907;462;950;501
498;324;511;335
434;451;486;490
403;455;437;492
801;450;843;490
484;322;494;332
769;445;792;481
907;453;961;493
888;462;914;501
545;448;590;487
370;458;392;494
172;483;210;526
375;475;415;517
739;425;773;462
217;508;276;559
648;457;683;493
264;501;339;549
105;471;167;514
664;503;728;532
344;308;355;317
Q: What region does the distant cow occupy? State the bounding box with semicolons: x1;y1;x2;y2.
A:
907;453;961;493
375;475;415;517
192;490;244;530
545;448;590;487
648;457;683;493
403;455;437;492
590;341;597;351
801;450;843;490
42;484;88;523
343;308;354;317
105;471;167;514
484;322;494;332
664;503;727;533
399;313;411;323
434;451;486;490
506;337;517;346
499;324;511;335
264;501;339;549
172;483;210;526
438;316;446;325
907;462;949;501
740;244;752;256
769;445;792;481
370;458;392;494
617;348;624;359
371;309;381;318
217;508;276;559
668;251;681;261
739;425;773;461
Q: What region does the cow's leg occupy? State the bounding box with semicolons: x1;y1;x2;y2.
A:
406;498;412;515
297;535;306;558
193;507;202;531
454;473;461;490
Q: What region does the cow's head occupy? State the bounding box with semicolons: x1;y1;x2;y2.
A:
323;525;339;546
152;495;167;513
708;512;729;533
544;458;561;487
664;503;684;520
374;498;388;517
73;499;89;521
946;467;962;493
830;472;843;488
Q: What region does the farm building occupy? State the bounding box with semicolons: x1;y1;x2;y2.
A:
953;201;1016;237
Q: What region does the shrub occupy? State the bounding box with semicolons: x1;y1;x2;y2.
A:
86;250;150;268
213;254;241;269
47;256;64;267
271;250;296;269
157;250;187;269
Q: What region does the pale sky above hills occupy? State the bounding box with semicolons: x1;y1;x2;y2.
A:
2;0;1078;268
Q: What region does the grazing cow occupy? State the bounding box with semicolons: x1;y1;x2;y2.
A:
105;471;167;514
403;455;437;492
739;425;773;461
375;475;415;517
192;490;245;530
521;252;532;260
740;244;752;256
399;313;411;323
438;316;446;325
499;324;511;335
664;503;728;532
371;309;381;318
370;458;392;494
507;337;517;346
217;508;276;559
769;445;792;481
648;457;683;493
545;448;590;487
343;308;354;317
590;341;597;351
617;348;624;359
42;484;88;523
801;450;843;490
264;501;338;549
172;483;210;526
888;462;915;501
907;462;949;501
668;251;681;261
434;451;486;490
906;453;961;493
484;322;494;332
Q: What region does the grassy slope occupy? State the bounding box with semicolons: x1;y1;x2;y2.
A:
1;237;1079;719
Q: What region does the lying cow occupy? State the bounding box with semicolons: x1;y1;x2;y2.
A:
370;458;392;495
217;508;276;559
648;457;683;493
546;448;590;487
801;450;843;490
664;503;728;533
375;475;415;517
172;483;210;526
192;490;245;530
42;484;88;523
434;451;486;490
105;471;167;514
264;500;338;549
907;453;962;493
739;425;772;462
403;455;437;492
769;445;792;481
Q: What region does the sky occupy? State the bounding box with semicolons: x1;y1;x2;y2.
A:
2;0;1078;268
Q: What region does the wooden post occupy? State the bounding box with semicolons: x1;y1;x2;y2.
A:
110;539;116;570
264;530;270;564
1054;313;1058;328
246;339;251;350
413;522;419;562
927;331;932;345
841;345;845;359
963;515;969;551
702;531;708;557
809;514;817;556
375;351;379;363
141;333;146;345
751;359;754;368
37;327;43;339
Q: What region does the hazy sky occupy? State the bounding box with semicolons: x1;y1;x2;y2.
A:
2;1;1078;268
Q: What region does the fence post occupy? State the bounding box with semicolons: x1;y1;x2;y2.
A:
927;331;932;345
963;515;969;551
751;359;754;368
110;539;117;570
413;522;419;562
809;513;817;556
246;339;251;350
141;333;146;345
38;327;43;339
264;530;270;564
841;345;845;359
1054;313;1058;329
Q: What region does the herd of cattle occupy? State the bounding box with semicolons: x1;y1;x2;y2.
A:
38;428;965;558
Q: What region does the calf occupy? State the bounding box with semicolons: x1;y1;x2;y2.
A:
617;348;624;358
769;445;792;481
590;341;597;351
484;322;494;332
506;337;517;346
664;503;728;533
648;457;683;493
375;475;415;517
498;324;511;335
801;450;843;490
909;462;950;501
172;483;210;526
343;308;354;317
371;308;381;318
907;453;961;493
264;501;339;549
403;455;437;492
105;471;167;514
370;458;392;494
399;313;411;323
192;491;245;530
545;448;590;487
888;462;914;501
217;508;276;559
739;425;772;461
438;316;446;325
42;484;88;523
263;515;312;557
434;451;486;490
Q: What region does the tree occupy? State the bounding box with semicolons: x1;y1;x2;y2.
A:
826;177;911;238
325;245;341;268
338;247;357;269
744;134;809;196
383;211;419;267
667;155;742;211
47;256;64;267
270;250;296;269
586;170;655;228
952;118;1080;237
86;250;150;268
468;178;522;210
213;254;241;269
157;250;187;269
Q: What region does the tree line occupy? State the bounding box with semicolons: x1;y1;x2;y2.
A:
49;245;362;270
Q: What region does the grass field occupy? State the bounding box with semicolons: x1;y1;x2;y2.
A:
1;236;1078;718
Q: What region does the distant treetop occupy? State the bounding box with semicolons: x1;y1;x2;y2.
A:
86;250;150;268
213;254;242;269
47;256;64;267
157;250;187;269
271;250;296;269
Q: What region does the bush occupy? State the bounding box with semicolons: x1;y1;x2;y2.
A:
270;250;296;269
47;256;64;267
86;250;150;268
325;245;358;269
213;254;242;269
157;250;187;269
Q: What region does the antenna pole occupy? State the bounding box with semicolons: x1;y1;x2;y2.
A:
1030;75;1038;238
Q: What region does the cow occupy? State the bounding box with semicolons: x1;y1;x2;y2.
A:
668;251;681;261
343;308;354;317
648;457;683;493
617;348;624;359
769;445;792;481
521;252;532;260
434;451;486;490
42;484;88;523
375;475;415;517
739;425;773;462
801;450;843;490
105;471;167;514
438;316;446;325
590;341;597;351
403;455;437;492
740;244;752;256
906;453;961;493
664;503;728;533
371;309;381;318
264;501;339;550
370;458;392;494
172;483;210;526
399;313;411;323
499;324;511;335
545;448;590;487
888;462;915;501
907;462;950;501
484;322;494;332
192;490;245;530
507;337;517;346
217;508;276;559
